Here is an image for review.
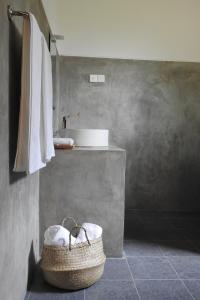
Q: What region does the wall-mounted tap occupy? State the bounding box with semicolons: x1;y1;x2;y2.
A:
62;116;66;129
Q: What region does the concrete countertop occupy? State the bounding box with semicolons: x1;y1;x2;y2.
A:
55;145;126;152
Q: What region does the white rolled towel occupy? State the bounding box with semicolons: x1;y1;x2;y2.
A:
44;225;76;246
53;138;74;146
75;223;102;244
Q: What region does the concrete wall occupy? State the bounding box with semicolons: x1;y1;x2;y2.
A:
52;52;60;134
0;1;50;299
58;56;200;212
42;0;200;62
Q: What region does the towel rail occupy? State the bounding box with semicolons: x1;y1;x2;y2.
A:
7;5;29;21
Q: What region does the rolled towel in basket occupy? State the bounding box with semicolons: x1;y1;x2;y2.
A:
44;225;76;246
75;223;102;244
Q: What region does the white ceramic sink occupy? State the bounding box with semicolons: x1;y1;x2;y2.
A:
66;129;109;147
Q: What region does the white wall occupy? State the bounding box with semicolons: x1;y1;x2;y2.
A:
42;0;200;62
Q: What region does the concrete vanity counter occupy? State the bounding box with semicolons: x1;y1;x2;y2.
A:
40;146;126;257
68;145;125;151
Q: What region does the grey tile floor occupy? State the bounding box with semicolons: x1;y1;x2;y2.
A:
26;212;200;300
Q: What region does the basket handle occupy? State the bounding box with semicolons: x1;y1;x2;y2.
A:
61;216;78;228
69;225;91;251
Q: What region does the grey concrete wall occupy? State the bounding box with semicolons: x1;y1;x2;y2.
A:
40;147;126;257
0;1;50;299
52;54;60;134
58;57;200;212
51;45;60;134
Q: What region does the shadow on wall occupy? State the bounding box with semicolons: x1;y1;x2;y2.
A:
9;18;26;184
125;122;200;211
27;241;37;291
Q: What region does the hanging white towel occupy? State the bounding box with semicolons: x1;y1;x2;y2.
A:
13;15;31;172
14;14;45;174
41;35;55;162
14;14;54;174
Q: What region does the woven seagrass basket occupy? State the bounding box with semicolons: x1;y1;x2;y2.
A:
41;218;106;290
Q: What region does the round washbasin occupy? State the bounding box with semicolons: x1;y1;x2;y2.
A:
66;129;109;147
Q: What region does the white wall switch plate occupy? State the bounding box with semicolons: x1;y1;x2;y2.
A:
89;74;98;82
90;74;105;83
97;75;105;82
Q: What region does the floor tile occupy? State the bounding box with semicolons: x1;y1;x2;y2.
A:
135;280;193;300
183;280;200;299
29;289;84;300
124;239;163;257
101;258;132;280
85;280;139;300
159;240;200;256
127;257;178;279
169;256;200;279
29;270;84;300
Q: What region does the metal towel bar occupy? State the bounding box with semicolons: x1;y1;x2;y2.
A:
7;5;29;21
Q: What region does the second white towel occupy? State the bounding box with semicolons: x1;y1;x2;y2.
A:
75;223;102;244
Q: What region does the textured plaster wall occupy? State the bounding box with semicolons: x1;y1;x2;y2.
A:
58;56;200;212
0;1;50;299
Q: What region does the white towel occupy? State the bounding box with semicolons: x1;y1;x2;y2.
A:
44;225;76;246
53;138;74;146
14;14;45;174
14;14;54;174
41;35;55;162
75;223;102;244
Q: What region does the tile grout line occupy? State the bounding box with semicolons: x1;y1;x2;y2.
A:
126;255;200;258
164;255;196;300
125;256;141;300
102;278;200;281
100;279;137;281
127;279;200;281
158;244;165;256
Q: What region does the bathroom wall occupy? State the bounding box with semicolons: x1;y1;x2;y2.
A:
52;48;60;134
58;56;200;212
0;1;50;299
